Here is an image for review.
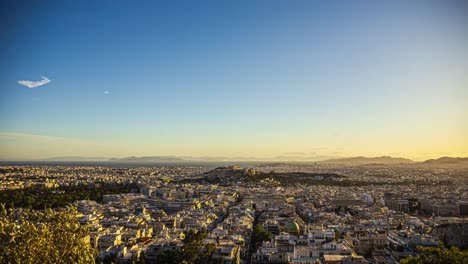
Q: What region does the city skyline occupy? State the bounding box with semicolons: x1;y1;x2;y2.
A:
1;1;467;160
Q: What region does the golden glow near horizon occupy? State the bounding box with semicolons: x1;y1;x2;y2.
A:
0;130;466;161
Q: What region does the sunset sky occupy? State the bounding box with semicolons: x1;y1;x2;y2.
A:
1;0;467;160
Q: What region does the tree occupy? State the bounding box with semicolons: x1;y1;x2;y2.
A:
156;230;208;264
102;253;119;264
135;252;147;264
401;246;468;264
0;204;95;264
251;224;272;246
156;250;183;264
182;230;207;263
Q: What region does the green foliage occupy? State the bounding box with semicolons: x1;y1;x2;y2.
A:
135;252;147;264
251;224;272;245
156;250;183;264
0;183;138;210
335;232;345;240
156;230;210;264
401;246;468;264
203;242;217;257
244;171;430;187
182;230;208;263
102;253;118;264
0;204;95;264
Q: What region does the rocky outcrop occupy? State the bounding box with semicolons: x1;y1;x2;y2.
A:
431;223;468;249
204;166;261;181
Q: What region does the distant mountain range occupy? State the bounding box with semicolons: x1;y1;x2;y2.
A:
44;156;109;162
319;156;468;168
319;156;415;165
423;157;468;165
109;156;185;162
424;157;468;164
43;155;334;163
32;155;468;168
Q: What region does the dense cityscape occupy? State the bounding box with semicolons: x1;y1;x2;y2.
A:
1;158;467;263
2;0;467;263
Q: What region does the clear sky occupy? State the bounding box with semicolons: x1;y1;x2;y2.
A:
1;0;467;160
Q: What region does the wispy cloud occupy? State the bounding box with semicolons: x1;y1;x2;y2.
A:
0;132;100;146
104;91;110;94
18;76;51;88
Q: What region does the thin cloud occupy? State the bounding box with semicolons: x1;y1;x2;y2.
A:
104;91;110;94
18;76;51;88
0;132;101;146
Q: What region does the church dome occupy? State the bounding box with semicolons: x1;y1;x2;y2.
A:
284;221;300;234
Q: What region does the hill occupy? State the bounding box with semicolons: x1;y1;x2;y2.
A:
424;157;468;164
202;165;347;186
109;156;185;163
422;157;468;168
44;156;108;162
320;156;414;165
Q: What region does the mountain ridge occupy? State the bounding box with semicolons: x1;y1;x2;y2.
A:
319;156;415;165
29;155;468;167
423;156;468;164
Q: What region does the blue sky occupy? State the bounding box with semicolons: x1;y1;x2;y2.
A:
1;0;467;160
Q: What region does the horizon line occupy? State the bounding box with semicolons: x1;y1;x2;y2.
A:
1;154;467;163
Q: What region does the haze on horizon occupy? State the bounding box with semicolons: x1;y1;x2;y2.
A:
1;1;467;161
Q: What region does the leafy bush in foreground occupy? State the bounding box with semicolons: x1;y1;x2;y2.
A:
0;205;94;264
